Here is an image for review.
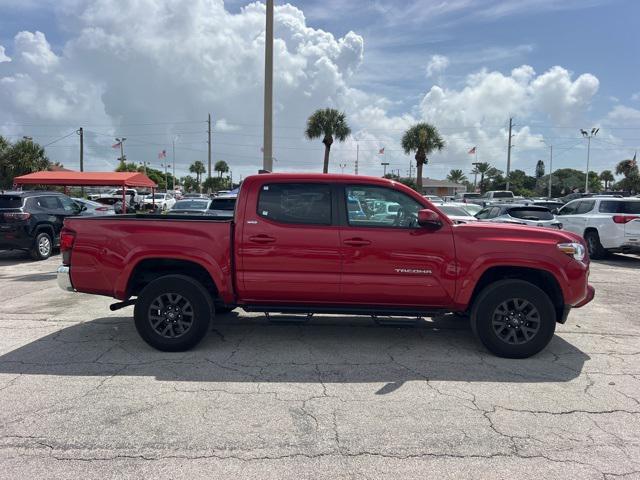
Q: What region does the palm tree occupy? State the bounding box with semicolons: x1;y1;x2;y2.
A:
599;170;615;190
0;137;50;189
401;123;445;192
473;162;491;193
447;169;467;184
189;161;206;184
305;108;351;174
214;160;229;178
616;159;639;178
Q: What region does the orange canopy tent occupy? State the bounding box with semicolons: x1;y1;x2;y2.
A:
13;171;158;214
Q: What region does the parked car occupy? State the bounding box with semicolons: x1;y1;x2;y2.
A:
0;190;82;260
423;195;444;203
58;173;593;358
182;193;209;199
453;192;481;203
460;203;482;216
532;200;565;213
169;199;212;215
72;198;116;216
90;188;143;208
556;197;640;258
143;193;176;211
207;195;237;217
475;204;562;229
470;191;516;207
436;203;478;224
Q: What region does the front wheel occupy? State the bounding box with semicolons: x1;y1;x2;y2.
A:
134;275;213;351
585;230;607;259
471;279;556;358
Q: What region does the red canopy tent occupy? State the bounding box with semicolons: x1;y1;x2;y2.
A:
13;171;158;214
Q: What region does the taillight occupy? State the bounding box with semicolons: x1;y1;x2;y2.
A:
60;228;76;265
95;206;109;211
613;215;639;224
3;212;31;221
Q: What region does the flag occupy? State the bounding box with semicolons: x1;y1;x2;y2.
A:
468;146;476;155
112;142;121;148
158;150;167;159
378;147;385;154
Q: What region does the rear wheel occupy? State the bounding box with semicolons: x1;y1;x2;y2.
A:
585;230;607;259
30;232;53;261
134;275;213;351
471;279;556;358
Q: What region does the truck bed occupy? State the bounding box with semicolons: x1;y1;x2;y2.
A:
64;215;234;301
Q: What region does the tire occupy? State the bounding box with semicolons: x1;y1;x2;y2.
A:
585;230;607;260
134;275;213;351
470;279;556;358
30;232;53;261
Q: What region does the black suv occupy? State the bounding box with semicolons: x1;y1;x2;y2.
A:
0;191;82;260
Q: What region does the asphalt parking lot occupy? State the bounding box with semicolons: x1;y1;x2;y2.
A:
0;251;639;479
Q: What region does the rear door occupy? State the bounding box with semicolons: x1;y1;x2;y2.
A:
338;184;455;307
238;182;341;304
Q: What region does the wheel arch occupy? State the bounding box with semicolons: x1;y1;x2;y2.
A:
468;266;564;323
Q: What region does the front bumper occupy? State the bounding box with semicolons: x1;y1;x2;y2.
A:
574;284;595;308
57;265;75;292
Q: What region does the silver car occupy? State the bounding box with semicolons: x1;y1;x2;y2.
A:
475;204;562;229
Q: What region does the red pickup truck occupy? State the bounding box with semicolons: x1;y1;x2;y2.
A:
57;173;594;358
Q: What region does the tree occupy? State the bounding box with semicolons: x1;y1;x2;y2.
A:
447;169;467;184
535;160;545;179
599;170;615;190
0;137;50;189
614;159;640;193
189;161;206;185
401;122;445;192
473;162;491;193
214;160;229;179
305;108;351;174
181;175;199;192
202;176;227;192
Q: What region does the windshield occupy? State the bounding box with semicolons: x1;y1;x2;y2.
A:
209;198;236;211
173;200;208;210
508;207;553;220
461;203;482;215
493;192;514;198
439;205;470;216
152;194;166;199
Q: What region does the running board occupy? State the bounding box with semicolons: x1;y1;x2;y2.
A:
242;305;446;317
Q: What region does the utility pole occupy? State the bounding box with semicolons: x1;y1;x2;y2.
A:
381;162;389;176
506;117;513;191
471;162;481;190
115;137;127;167
207;113;212;180
77;127;84;196
355;143;359;175
339;162;346;174
229;170;233;189
262;0;274;172
172;139;176;191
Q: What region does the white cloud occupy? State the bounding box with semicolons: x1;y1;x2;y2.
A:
426;54;449;78
14;31;59;72
0;46;10;63
631;92;640;102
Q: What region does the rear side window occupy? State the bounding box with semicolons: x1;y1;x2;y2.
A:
576;200;595;214
35;196;62;210
508;208;553;220
258;183;332;225
599;201;640;214
492;192;514;198
0;196;23;208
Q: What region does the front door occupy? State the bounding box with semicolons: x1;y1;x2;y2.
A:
338;184;456;307
238;182;341;304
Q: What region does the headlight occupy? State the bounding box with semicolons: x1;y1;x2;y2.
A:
557;242;586;262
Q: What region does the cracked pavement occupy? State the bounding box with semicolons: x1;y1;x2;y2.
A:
0;250;639;479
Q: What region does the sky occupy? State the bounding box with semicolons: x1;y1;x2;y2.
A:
0;0;639;183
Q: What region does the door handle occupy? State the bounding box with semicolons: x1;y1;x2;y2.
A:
248;234;276;244
343;238;371;247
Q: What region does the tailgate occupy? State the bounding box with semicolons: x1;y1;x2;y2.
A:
625;218;640;237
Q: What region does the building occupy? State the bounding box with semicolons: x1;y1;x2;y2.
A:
420;178;467;196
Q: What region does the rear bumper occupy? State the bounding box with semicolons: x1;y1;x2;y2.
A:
0;227;33;250
57;265;75;292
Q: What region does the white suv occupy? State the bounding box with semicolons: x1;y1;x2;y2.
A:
556;197;640;258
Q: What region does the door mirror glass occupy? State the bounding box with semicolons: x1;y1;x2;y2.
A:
417;209;442;228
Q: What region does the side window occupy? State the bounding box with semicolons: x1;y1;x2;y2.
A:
557;201;578;215
36;196;62;210
258;183;332;225
475;208;491;219
344;185;422;228
488;207;502;218
576;200;595;214
59;196;80;213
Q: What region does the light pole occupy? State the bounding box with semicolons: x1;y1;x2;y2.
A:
262;0;274;172
115;137;127;166
339;162;346;174
381;162;389;176
161;163;171;193
580;128;599;193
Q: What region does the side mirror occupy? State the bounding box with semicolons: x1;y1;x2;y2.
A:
551;208;558;214
417;209;442;229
